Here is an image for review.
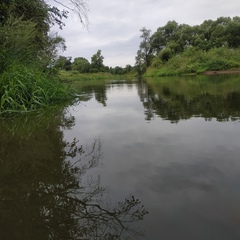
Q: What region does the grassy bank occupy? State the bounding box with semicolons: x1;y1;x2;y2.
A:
145;47;240;77
58;70;121;81
58;70;138;82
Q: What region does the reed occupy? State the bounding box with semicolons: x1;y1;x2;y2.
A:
0;64;73;115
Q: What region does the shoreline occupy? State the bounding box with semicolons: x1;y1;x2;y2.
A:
204;70;240;75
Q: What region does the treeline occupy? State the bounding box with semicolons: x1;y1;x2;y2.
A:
136;16;240;75
54;50;134;75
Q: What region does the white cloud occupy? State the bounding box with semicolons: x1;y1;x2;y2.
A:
50;0;240;67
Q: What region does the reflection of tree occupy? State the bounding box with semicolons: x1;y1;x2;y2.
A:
137;77;240;123
0;108;148;240
74;82;108;107
94;85;108;107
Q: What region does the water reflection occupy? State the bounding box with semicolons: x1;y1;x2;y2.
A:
0;107;148;240
72;76;240;123
67;77;240;239
138;75;240;122
73;80;108;106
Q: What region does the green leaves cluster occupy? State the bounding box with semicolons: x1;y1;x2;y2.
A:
151;17;240;55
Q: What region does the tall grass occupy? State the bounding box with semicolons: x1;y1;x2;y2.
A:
0;64;73;114
0;17;74;115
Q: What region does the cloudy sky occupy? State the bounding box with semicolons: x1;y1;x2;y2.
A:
50;0;240;67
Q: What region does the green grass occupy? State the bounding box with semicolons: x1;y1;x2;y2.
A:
58;70;138;82
145;47;240;77
58;70;120;81
0;64;73;115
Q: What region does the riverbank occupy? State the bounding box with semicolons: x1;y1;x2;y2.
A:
58;70;136;82
144;47;240;77
204;70;240;75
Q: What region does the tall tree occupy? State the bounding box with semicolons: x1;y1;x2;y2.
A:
91;50;104;71
135;27;153;74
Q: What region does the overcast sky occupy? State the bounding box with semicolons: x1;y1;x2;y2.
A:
50;0;240;67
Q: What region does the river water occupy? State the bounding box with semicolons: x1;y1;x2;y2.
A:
1;75;240;239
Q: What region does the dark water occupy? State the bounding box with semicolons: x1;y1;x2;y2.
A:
1;75;240;239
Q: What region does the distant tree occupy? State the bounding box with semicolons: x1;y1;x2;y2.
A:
54;56;72;70
72;57;90;73
135;49;147;75
113;66;124;74
139;28;152;66
124;64;133;73
91;50;104;71
135;27;153;75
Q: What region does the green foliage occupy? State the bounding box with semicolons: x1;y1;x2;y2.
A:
146;47;240;76
150;16;240;56
72;57;90;73
54;56;72;71
0;64;72;114
135;27;153;75
0;17;38;73
91;50;104;70
158;47;172;62
141;16;240;76
0;1;80;114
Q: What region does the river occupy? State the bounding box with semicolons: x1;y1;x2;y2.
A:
1;75;240;239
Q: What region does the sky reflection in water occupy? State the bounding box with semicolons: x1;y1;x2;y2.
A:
64;77;240;239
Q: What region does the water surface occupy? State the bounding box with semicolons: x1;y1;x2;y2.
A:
1;75;240;239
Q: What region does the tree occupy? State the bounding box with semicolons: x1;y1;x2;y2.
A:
135;27;153;75
150;21;179;54
225;16;240;48
50;0;89;28
0;0;89;70
54;56;72;70
91;50;104;71
72;57;90;73
135;49;147;75
0;0;89;29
